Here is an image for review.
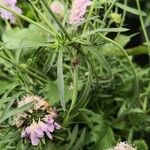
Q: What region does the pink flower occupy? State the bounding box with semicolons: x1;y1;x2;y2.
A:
15;95;61;146
38;120;54;139
69;0;92;25
21;121;44;146
0;0;22;23
50;1;64;15
21;118;61;146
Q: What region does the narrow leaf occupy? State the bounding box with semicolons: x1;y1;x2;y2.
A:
116;2;146;16
0;101;34;123
81;28;129;38
57;50;65;111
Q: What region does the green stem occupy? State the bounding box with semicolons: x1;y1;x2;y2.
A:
117;0;127;37
82;0;97;33
63;64;78;126
135;0;150;64
42;0;72;41
29;0;57;34
69;66;78;112
0;53;46;84
101;0;116;27
0;4;55;36
97;32;139;104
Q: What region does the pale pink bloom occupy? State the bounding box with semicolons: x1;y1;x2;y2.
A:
50;0;64;15
114;142;136;150
22;119;61;146
0;0;22;23
21;121;44;146
15;95;61;146
69;0;92;25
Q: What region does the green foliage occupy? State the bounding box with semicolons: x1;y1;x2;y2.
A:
133;139;149;150
2;24;49;49
0;0;150;149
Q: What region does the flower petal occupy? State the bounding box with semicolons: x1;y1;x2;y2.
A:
30;133;40;146
47;124;55;132
45;131;53;139
34;128;44;138
54;122;61;130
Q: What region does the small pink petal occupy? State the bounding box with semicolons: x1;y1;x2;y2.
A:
34;128;44;138
54;122;61;130
47;124;55;132
30;133;40;146
45;131;53;139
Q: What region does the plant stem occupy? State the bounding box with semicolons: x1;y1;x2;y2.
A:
42;0;72;41
0;4;55;36
95;31;139;105
69;66;78;112
63;64;78;126
0;53;46;84
101;0;116;27
117;0;127;37
136;0;150;65
29;0;57;34
82;0;97;33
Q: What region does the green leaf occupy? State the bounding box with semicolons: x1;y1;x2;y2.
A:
127;45;150;56
74;61;92;110
133;139;148;150
44;81;73;105
57;50;65;110
0;92;23;110
102;34;131;56
0;81;13;95
88;48;114;82
67;125;78;150
73;128;86;150
2;24;48;49
81;28;129;38
0;101;34;123
116;2;147;16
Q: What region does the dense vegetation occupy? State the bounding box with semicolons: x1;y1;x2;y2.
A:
0;0;150;150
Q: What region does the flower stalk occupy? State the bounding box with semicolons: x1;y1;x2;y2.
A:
42;0;72;41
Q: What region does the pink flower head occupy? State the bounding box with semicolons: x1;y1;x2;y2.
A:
22;118;61;146
50;0;64;15
114;142;136;150
69;0;92;25
15;95;61;146
0;0;22;23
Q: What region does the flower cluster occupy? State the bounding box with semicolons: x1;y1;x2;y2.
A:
114;142;136;150
0;0;22;23
50;0;64;16
69;0;92;25
14;95;61;146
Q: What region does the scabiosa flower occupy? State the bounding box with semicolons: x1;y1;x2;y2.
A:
50;0;64;16
69;0;92;25
114;142;136;150
14;95;61;146
0;0;22;23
